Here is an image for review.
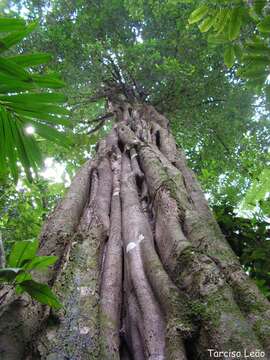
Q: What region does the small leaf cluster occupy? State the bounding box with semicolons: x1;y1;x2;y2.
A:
188;1;270;88
0;238;62;309
0;17;71;184
242;168;270;213
215;204;270;299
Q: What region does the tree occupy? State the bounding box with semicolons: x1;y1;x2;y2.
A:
0;83;269;359
0;1;270;359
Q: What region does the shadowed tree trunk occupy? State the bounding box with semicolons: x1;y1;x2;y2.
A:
0;88;270;360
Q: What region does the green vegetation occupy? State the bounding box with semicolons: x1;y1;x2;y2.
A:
188;0;270;85
0;0;269;308
0;238;62;309
0;17;70;183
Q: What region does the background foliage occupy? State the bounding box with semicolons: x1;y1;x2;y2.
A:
0;0;269;299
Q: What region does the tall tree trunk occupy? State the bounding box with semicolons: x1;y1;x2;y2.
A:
0;91;270;360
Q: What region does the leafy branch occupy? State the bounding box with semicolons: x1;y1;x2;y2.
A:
0;238;62;309
188;0;270;88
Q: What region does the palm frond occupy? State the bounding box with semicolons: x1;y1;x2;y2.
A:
0;17;71;183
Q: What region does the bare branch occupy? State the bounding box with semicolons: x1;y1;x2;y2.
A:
87;118;107;134
88;112;114;124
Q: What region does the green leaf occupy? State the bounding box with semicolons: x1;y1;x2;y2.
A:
248;7;260;22
19;127;43;171
0;268;22;282
188;5;209;25
11;110;71;127
7;53;52;67
24;256;58;271
0;109;18;181
5;102;69;116
253;0;266;16
258;16;270;33
0;16;68;182
199;17;215;33
260;199;270;215
0;57;31;81
0;22;37;53
228;8;242;41
233;44;243;60
25;121;71;147
0;18;26;32
8;117;34;181
243;54;270;65
239;65;266;79
224;46;236;68
207;34;229;45
0;93;66;104
256;279;270;297
245;77;265;89
15;285;24;294
245;39;269;56
32;74;66;89
19;280;62;309
15;271;32;283
0;111;7;172
242;169;270;209
8;239;39;267
0;74;33;92
214;8;230;36
216;9;230;35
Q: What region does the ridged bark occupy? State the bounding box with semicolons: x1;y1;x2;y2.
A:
0;93;269;359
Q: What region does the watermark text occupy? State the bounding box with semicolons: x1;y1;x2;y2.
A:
207;349;265;358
